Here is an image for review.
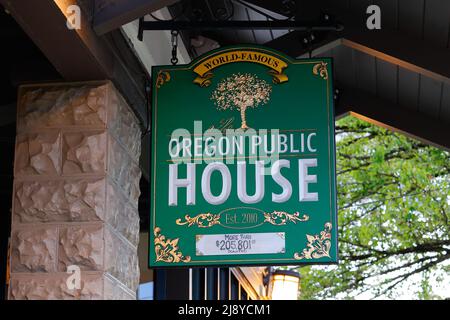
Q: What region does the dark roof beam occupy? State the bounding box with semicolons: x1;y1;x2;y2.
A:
336;84;450;152
93;0;179;35
342;29;450;85
265;28;450;85
263;2;450;84
0;0;150;177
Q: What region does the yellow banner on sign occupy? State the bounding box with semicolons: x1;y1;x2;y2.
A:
193;50;289;87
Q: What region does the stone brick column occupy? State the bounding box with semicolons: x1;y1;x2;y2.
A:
8;81;142;300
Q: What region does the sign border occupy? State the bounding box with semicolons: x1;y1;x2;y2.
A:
149;45;338;268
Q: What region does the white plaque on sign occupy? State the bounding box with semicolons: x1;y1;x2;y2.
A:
196;232;285;256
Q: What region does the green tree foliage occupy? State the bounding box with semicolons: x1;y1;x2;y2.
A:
299;116;450;299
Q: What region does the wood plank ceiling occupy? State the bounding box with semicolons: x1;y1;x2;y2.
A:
318;0;450;124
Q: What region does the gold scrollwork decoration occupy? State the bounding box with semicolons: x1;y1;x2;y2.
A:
267;70;289;84
176;213;221;228
154;227;191;263
313;62;328;80
294;222;332;260
263;211;309;226
193;71;214;87
156;70;171;88
176;210;309;228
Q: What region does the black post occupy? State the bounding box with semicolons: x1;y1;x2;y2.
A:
154;269;167;300
206;268;218;300
219;268;230;300
154;269;190;300
191;268;205;300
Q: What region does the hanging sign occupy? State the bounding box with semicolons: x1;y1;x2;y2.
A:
149;45;337;267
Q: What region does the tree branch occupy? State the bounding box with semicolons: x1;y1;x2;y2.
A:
372;252;450;299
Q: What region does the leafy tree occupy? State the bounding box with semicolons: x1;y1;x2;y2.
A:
298;116;450;300
211;73;272;129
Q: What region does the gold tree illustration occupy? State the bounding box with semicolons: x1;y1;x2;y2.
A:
210;73;272;129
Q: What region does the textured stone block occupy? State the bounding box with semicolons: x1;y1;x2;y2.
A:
71;85;108;126
58;225;104;271
14;179;106;223
9;273;103;300
105;182;125;228
14;180;63;222
108;137;142;203
63;179;106;221
105;183;139;246
18;85;107;130
11;82;141;300
104;227;139;291
118;205;140;247
62;131;106;175
108;89;141;161
107;136;128;185
11;227;58;273
15;132;61;176
128;163;142;204
104;276;136;300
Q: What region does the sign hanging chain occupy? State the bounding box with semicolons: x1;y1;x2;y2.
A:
171;30;179;65
308;30;314;58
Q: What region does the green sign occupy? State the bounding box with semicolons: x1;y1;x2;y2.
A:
149;45;337;267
